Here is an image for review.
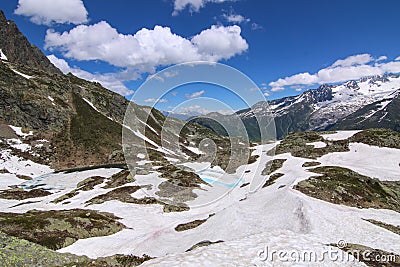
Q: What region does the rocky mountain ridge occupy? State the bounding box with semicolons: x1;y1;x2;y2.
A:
192;73;400;139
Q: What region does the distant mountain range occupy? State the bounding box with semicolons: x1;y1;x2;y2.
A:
162;111;204;121
192;73;400;139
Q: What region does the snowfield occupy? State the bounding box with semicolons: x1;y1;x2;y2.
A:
319;143;400;181
0;131;399;266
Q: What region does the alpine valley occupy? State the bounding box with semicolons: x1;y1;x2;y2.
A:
0;10;400;267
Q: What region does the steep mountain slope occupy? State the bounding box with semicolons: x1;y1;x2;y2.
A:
332;90;400;131
0;11;60;75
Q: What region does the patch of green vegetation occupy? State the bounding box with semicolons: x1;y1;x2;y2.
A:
263;173;285;188
9;200;40;208
52;93;124;169
115;254;153;266
103;170;135;189
0;209;125;250
365;219;400;236
0;231;89;266
276;132;349;159
156;180;198;206
262;159;287;176
52;176;105;204
0;168;9;174
302;161;321;167
189;117;229;136
52;190;79;204
163;203;190;213
247;155;259;164
0;231;153;266
334;243;400;267
158;165;205;188
175;215;213;232
78;176;105;190
57;164;128;174
349;128;400;149
86;186;141;205
0;188;51;200
86;185;190;213
240;182;250;188
147;148;167;162
295;166;400;212
16;174;32;180
186;240;224;252
70;93;122;152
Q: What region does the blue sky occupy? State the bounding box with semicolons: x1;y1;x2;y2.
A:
1;0;400;114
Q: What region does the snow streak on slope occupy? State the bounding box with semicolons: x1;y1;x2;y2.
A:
9;125;33;138
0;49;7;61
11;69;33;79
0;148;52;178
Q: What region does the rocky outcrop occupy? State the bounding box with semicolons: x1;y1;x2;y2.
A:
0;11;61;75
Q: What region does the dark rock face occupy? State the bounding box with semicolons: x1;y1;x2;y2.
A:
0;61;72;132
0;11;61;75
331;94;400;132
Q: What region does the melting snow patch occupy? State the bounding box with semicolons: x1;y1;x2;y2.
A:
165;156;179;163
83;98;99;112
307;141;327;148
0;150;53;178
321;130;361;141
137;160;152;166
0;174;25;190
319;143;400;181
11;69;32;79
0;49;7;61
186;146;203;155
20;168;122;192
47;96;56;106
7;139;31;152
9;125;33;138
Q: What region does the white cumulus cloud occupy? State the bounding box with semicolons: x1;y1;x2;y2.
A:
47;55;134;96
269;54;400;91
172;0;236;15
14;0;88;25
192;25;248;60
45;22;248;76
144;98;169;103
223;13;250;24
377;55;388;62
174;105;233;115
185;90;205;98
331;53;373;68
270;72;318;92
